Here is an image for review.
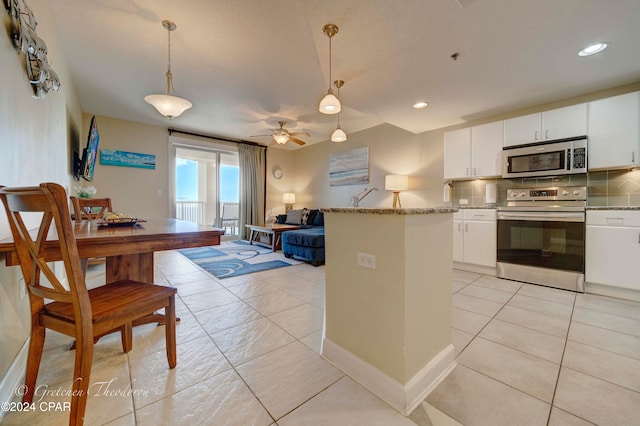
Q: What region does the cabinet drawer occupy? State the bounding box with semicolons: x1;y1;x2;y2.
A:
586;211;640;227
463;209;496;221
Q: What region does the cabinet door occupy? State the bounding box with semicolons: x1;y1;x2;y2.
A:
444;128;471;179
586;225;640;291
463;220;496;267
453;220;464;263
542;103;588;141
471;121;504;177
588;91;640;170
504;113;541;147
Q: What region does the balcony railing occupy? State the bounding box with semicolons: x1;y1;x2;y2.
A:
176;201;206;224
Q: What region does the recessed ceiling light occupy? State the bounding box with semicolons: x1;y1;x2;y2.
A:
578;42;608;57
413;101;429;109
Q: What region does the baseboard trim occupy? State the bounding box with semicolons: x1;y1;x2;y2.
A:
322;338;456;416
0;340;28;422
586;282;640;302
453;262;496;276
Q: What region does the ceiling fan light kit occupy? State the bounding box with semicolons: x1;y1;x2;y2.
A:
144;20;193;119
319;24;341;115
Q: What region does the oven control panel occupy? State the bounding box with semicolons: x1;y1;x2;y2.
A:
506;186;586;202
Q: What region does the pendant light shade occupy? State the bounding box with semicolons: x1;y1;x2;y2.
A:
319;24;341;115
331;80;347;142
319;89;341;114
144;20;192;119
331;125;347;142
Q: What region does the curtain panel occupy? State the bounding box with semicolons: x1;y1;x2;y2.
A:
238;144;266;239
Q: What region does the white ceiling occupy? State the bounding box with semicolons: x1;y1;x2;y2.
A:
50;0;640;148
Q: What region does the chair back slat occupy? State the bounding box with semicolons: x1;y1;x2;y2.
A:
70;196;112;221
0;184;90;311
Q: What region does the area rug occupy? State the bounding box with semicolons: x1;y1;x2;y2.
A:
179;240;302;279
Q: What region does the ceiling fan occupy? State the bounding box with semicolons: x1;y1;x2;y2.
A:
250;121;309;146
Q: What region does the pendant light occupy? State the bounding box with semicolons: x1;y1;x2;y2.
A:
331;80;347;142
144;20;192;119
319;24;341;115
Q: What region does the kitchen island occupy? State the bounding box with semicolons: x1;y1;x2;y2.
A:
321;207;457;415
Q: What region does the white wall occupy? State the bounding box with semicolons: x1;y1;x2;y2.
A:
0;0;81;394
81;114;170;219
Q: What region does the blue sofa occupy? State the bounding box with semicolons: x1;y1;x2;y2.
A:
280;209;325;266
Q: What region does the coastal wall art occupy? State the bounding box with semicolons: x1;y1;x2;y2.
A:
329;147;369;186
100;149;156;169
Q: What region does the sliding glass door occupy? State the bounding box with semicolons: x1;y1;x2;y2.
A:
173;145;239;236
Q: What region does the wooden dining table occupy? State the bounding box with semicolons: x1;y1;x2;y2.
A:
0;218;224;326
0;218;223;281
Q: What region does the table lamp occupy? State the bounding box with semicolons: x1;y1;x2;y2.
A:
283;193;296;213
385;175;408;208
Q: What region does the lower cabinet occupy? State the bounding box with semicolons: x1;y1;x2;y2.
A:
453;209;496;268
586;210;640;292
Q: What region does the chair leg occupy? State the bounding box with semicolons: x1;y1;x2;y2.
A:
121;323;132;353
23;325;45;403
165;296;177;368
70;328;94;426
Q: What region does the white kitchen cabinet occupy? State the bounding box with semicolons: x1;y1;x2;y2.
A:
444;128;471;180
588;91;640;170
504;103;588;147
453;209;496;267
471;121;504;178
444;122;503;180
586;210;640;292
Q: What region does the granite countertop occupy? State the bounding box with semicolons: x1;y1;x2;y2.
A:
321;207;458;215
586;206;640;210
456;205;498;209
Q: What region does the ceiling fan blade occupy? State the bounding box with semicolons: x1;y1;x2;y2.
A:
289;132;311;137
249;134;273;137
289;136;306;146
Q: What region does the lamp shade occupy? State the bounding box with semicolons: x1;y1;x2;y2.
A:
144;94;193;119
283;193;296;203
385;175;409;191
319;91;341;114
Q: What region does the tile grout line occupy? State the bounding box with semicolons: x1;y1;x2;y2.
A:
545;292;578;426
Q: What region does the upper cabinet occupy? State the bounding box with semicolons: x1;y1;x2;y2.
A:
444;128;471;180
588;91;640;170
444;121;503;180
504;103;588;147
471;121;504;178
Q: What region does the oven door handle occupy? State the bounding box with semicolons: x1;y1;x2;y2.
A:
498;212;585;222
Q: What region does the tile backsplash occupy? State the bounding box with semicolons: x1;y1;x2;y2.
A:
449;169;640;207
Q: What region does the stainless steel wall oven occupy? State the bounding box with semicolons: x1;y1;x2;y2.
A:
497;186;586;292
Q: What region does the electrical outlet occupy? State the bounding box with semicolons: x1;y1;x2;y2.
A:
459;199;469;205
357;252;376;269
19;277;26;299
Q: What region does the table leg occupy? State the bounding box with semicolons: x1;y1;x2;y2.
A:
273;231;281;252
106;253;178;326
249;228;255;245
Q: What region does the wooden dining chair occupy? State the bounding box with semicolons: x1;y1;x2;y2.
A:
70;196;113;271
0;183;177;426
70;196;112;221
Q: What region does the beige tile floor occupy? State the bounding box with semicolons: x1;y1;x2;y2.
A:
3;252;640;425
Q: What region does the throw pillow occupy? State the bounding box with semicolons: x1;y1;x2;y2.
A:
301;208;311;225
306;209;318;226
276;214;287;224
312;211;324;226
285;209;303;225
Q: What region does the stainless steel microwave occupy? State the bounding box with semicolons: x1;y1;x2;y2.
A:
502;137;587;178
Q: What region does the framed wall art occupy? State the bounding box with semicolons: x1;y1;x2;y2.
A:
329;147;369;186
